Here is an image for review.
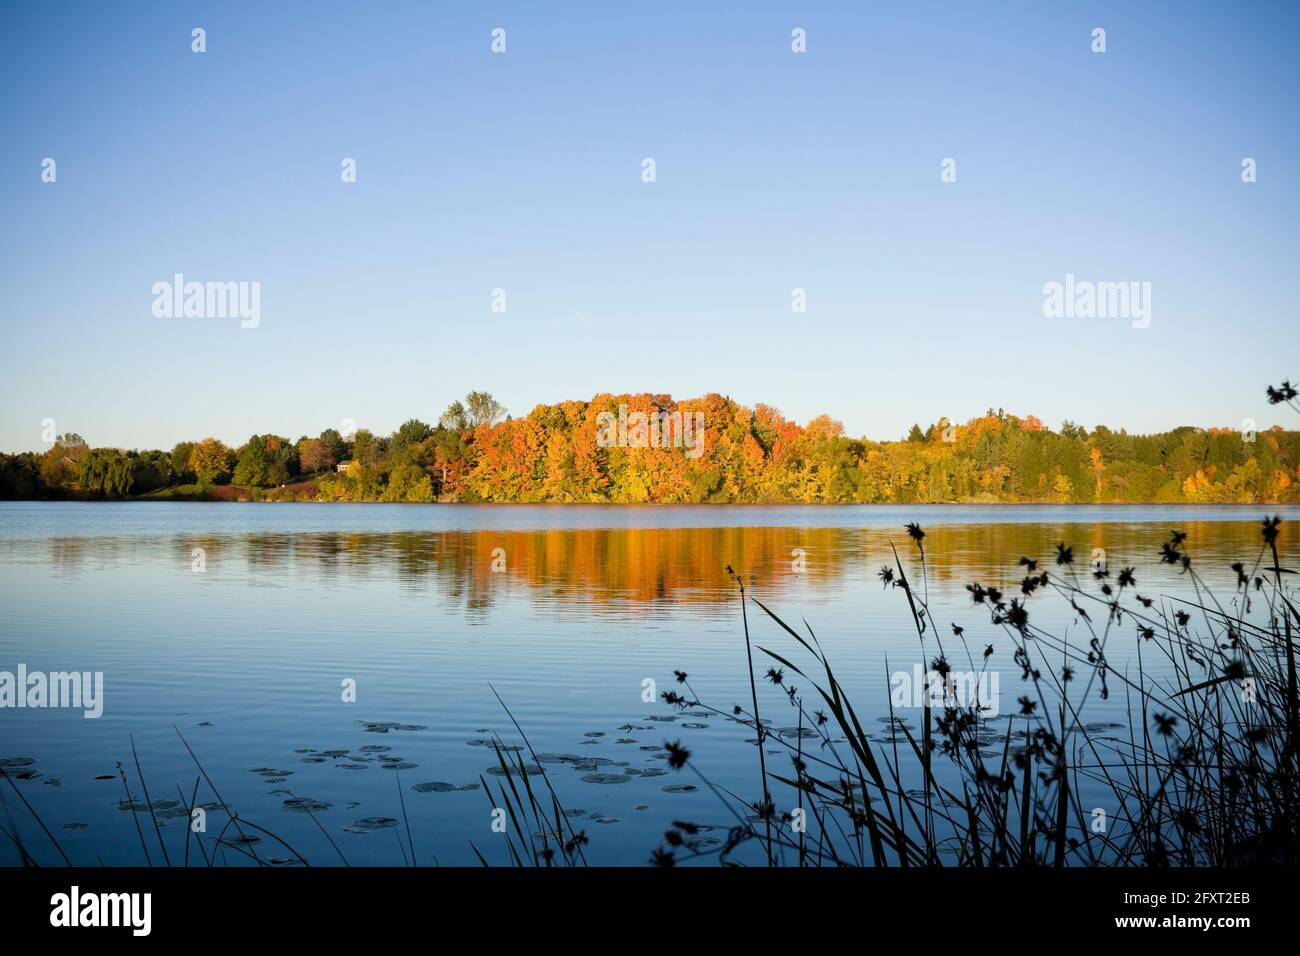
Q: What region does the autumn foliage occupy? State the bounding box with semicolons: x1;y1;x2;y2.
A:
5;392;1299;504
313;393;1300;505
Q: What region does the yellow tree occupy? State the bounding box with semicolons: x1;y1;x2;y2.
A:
189;438;234;486
1089;447;1105;501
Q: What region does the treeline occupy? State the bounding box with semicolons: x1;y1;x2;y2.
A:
3;390;1299;504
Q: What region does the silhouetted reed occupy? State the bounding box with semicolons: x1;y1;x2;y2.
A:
649;511;1298;867
634;384;1300;867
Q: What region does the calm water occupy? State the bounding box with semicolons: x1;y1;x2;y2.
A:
2;502;1297;866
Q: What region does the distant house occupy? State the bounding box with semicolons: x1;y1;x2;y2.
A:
336;460;353;473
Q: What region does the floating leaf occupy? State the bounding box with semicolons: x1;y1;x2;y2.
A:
580;772;632;785
485;764;544;777
411;781;479;793
344;816;400;833
283;797;332;813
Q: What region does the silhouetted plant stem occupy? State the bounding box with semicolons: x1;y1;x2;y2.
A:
734;571;774;866
130;734;170;867
1;770;70;866
116;763;152;866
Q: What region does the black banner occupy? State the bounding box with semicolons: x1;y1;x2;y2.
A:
0;866;1276;940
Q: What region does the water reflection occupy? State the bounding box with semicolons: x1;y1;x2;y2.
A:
1;509;1295;867
13;518;1292;618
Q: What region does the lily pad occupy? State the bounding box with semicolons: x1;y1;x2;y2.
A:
571;757;616;771
344;816;400;833
685;835;722;850
283;797;332;813
410;781;479;793
580;772;632;785
359;721;427;734
777;727;818;739
485;764;545;777
117;798;179;813
215;834;261;847
535;753;584;764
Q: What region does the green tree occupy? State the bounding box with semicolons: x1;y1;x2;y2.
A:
351;429;383;467
438;401;468;432
442;392;507;431
78;448;135;498
318;428;347;463
170;442;196;483
0;453;43;498
130;450;173;493
234;436;271;486
392;418;433;450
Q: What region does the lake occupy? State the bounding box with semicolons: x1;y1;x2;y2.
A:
2;502;1297;866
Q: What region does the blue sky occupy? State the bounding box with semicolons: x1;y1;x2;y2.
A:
2;0;1297;452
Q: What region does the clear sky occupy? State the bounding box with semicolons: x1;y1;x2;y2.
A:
2;0;1297;453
